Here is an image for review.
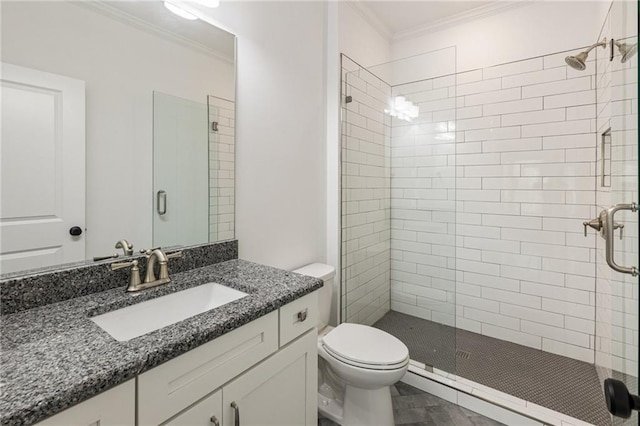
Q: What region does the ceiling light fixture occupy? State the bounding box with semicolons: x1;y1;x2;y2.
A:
164;1;199;20
194;0;220;8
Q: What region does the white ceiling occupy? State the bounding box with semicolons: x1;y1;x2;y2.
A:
356;1;515;37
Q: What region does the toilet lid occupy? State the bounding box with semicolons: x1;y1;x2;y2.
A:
321;323;409;367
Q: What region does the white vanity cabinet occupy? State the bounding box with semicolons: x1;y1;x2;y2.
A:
37;380;135;426
138;310;280;425
34;291;318;426
139;291;318;426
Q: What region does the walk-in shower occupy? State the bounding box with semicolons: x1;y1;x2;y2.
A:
339;2;637;424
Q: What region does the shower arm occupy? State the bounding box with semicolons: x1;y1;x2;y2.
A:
583;39;607;54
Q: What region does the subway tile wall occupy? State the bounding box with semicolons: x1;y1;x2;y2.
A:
594;2;639;379
341;55;392;326
208;96;235;242
390;52;601;363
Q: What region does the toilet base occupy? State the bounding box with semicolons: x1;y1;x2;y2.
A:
344;384;394;426
318;392;344;424
318;385;394;426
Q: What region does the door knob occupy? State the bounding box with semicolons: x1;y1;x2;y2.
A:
69;226;83;236
604;378;640;419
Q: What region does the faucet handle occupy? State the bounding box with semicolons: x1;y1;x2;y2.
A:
583;218;602;237
93;253;119;262
110;259;138;271
110;259;142;291
166;251;183;260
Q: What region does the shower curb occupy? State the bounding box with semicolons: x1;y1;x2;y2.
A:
402;364;596;426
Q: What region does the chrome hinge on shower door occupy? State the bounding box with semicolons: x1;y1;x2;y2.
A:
583;203;638;276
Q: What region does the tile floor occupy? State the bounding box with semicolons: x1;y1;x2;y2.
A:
373;311;613;425
318;382;505;426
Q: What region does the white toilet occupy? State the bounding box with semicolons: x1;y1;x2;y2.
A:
293;263;409;426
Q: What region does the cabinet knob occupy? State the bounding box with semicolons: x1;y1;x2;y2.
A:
209;415;220;426
297;309;308;322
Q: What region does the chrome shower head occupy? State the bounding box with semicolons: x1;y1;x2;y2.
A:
565;52;588;70
565;39;607;71
615;41;637;63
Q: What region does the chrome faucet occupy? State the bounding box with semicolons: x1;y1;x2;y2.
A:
109;247;182;292
115;239;134;256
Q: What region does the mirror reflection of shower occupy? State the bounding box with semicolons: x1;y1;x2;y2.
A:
613;39;638;63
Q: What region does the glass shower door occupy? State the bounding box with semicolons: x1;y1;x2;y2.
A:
596;0;638;423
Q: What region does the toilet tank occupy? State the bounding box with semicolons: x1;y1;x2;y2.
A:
292;263;335;331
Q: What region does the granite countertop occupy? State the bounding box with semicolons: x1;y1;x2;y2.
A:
0;259;322;426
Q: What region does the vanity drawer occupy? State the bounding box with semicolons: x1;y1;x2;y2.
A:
279;290;318;347
37;380;134;426
138;311;278;425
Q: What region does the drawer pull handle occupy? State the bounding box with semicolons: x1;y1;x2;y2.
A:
297;309;308;322
210;415;220;426
231;401;240;426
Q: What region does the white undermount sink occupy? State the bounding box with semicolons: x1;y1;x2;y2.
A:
90;283;248;342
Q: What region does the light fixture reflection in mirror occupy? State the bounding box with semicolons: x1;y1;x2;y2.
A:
164;1;199;20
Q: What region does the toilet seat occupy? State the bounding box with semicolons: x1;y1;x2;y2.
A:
321;323;409;371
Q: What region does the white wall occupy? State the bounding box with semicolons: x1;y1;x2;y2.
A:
392;1;611;73
2;1;234;259
202;2;327;270
339;2;392;69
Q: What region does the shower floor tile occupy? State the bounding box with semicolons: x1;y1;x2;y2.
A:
373;310;612;426
318;382;505;426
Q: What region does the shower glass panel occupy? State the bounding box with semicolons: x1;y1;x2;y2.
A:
595;0;638;424
340;55;393;327
207;95;236;242
341;48;459;372
153;92;209;247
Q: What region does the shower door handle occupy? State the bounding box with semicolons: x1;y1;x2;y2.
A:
604;203;638;276
157;190;167;215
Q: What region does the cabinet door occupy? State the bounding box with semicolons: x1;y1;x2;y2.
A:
222;330;317;426
164;390;222;426
37;380;134;426
138;312;278;425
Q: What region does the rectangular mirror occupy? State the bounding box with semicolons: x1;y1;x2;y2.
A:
1;1;236;276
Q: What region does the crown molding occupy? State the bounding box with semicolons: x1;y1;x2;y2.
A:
77;1;234;65
345;0;394;41
392;1;530;42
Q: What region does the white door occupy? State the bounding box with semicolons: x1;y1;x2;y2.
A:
0;63;85;274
